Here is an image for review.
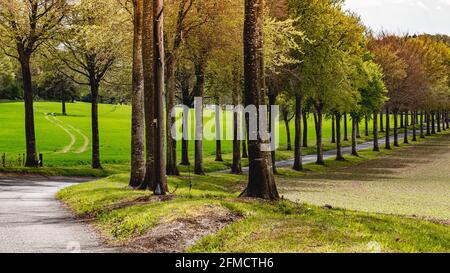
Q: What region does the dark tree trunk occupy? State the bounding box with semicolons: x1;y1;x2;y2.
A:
356;118;361;138
302;112;308;147
62;96;67;116
141;0;154;190
165;57;179;176
394;110;399;147
412;111;417;141
420;111;425;138
215;103;223;162
351;115;359;156
431;112;436;134
241;0;279;200
180;78;191;166
268;94;277;174
437;111;441;133
20;55;39;167
90;82;101;169
426;112;431;136
231;82;242;175
282;111;292;151
242;120;248;158
400;112;404;128
385;106;391;149
331;114;336;144
335;112;344;161
194;61;205;175
152;0;168;194
373;112;380;152
344;114;349;141
315;103;324;165
379;110;384;132
365;115;369;137
404;111;409;144
293;95;303;171
129;0;146;188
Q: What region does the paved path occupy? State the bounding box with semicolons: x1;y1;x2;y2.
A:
0;176;113;253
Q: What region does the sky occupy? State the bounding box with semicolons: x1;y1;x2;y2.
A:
344;0;450;35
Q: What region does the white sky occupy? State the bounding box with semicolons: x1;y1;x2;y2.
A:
344;0;450;35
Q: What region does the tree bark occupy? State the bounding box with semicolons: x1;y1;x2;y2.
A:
385;106;391;149
90;82;101;169
180;78;191;166
268;94;277;174
400;112;404;128
344;114;349;141
62;96;67;116
282;110;292;151
194;61;205;175
365;115;369;137
231;81;242;174
412;111;417;141
165;56;179;175
379;110;384;132
335;112;344;161
293;95;303;171
152;0;168;194
404;111;409;144
356;118;361;138
302;112;308;147
241;0;279;200
351;115;359;156
141;0;155;190
315;103;324;165
373;112;379;152
431;111;436;134
215;103;223;162
242;120;248;158
420;111;425;138
331;114;336;144
426;112;431;136
20;55;39;167
130;0;146;188
437;111;441;133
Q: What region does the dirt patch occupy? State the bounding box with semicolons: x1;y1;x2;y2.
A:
127;205;243;253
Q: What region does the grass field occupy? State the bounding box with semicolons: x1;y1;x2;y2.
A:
57;136;450;253
0;101;396;173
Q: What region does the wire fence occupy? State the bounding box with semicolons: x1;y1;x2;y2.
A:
1;153;43;168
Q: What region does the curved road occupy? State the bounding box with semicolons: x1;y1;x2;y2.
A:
0;175;113;253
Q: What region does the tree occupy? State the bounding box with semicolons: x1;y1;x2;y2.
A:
129;0;146;188
241;0;279;200
55;0;127;169
0;0;69;167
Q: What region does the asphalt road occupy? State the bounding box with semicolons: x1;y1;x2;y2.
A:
0;176;113;253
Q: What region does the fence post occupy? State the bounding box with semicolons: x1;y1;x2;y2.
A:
39;153;43;167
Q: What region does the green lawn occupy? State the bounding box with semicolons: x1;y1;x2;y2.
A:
1;101;397;174
57;144;450;253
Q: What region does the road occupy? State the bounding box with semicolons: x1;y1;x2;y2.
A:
0;175;113;253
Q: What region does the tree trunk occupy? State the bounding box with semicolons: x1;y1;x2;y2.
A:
215;103;223;162
331;114;336;144
373;112;379;152
141;0;154;190
379;110;384;132
426;112;431;136
344;114;349;141
129;0;146;188
180;78;191;166
437;111;441;133
420;111;425;138
282;111;292;151
194;61;205;175
268;94;277;174
385;106;391;149
62;96;67;116
400;112;404;128
90;82;101;169
431;111;436;134
165;57;179;176
394;110;399;147
412;111;417;141
242;120;248;158
20;55;39;167
335;112;344;161
351;115;359;156
356;118;361;138
231;82;242;175
302;112;308;147
404;111;409;144
152;0;168;194
315;104;324;165
293;95;303;171
365;115;369;137
241;0;279;200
